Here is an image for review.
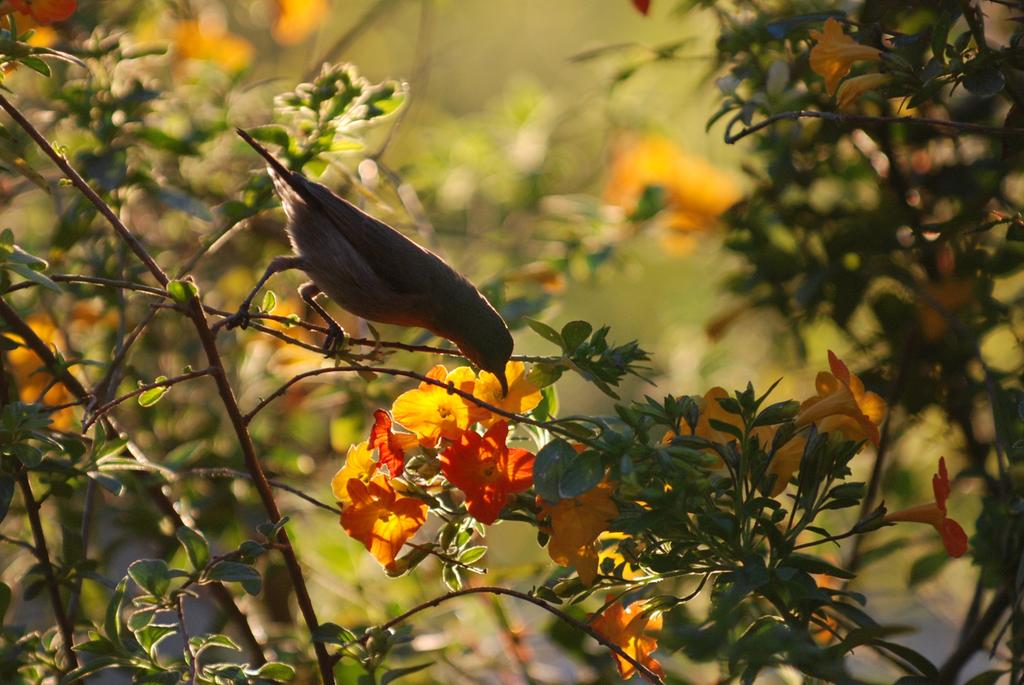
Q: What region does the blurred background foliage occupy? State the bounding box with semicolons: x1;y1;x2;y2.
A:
0;0;1022;683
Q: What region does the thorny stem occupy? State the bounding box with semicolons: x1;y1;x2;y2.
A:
0;92;335;685
17;472;80;677
723;109;1024;144
331;586;666;685
0;297;269;664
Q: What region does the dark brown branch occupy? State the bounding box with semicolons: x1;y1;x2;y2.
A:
3;274;168;298
938;586;1011;684
83;367;214;430
1;92;334;684
176;595;197;685
723;109;1024;145
18;472;80;676
332;586;666;685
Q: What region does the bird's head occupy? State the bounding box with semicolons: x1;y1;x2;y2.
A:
445;297;514;397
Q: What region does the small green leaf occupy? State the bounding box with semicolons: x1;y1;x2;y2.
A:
247;125;291;149
380;663;432;685
128;558;172;597
176;526;209;571
252;662;295;682
523;318;564;348
457;546;487;564
138;377;169;407
260;289;277;314
166;279;198;304
207;561;262;595
560;320;593;351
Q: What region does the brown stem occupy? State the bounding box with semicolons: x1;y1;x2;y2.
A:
0;298;268;664
176;595;197;685
723;109;1024;145
17;472;80;676
0;92;334;684
332;586;666;685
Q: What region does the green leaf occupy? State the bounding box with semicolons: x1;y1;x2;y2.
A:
176;526;209;571
104;578;128;650
18;55;50;76
457;546;487;564
312;622;357;645
523;318;564;348
533;439;575;503
138;377;169;407
128;558;172;597
782;554;854;579
166;279;198;304
252;662;295;682
260;289;278;314
207;560;262;595
876;640;938;679
5;261;60;292
380;663;432;685
963;671;1008;685
560;320;593;351
127;608;155;632
190;633;241;658
58;656;127;685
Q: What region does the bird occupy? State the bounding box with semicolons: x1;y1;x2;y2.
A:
221;128;513;395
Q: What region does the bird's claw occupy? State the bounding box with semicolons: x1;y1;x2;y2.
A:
321;322;347;357
217;306;252;333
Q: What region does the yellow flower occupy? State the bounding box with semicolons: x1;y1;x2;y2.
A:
596;532;645;580
662;386;739;450
604;134;741;249
795;351;886;447
474;361;542;425
331;441;376;506
392;365;479;446
916;278;974;342
172;20;253;73
590;600;664;681
272;0;329;45
763;431;807;496
809;18;882;95
836;73;893;109
6;314;76;431
538;479;618;585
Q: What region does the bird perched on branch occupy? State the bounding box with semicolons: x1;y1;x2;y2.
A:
221;128;513;394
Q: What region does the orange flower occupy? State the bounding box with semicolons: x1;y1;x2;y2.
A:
1;12;57;48
809;18;882;95
6;314;76;431
916;278;974;342
604;134;740;249
271;0;328;45
392;365;479;446
340;475;427;569
795;351;886;447
369;409;418;477
7;0;75;24
886;457;968;558
590;599;664;680
763;432;808;496
172;20;253;73
538;480;618;585
836;72;892;109
440;421;534;524
474;361;542;425
331;441;377;506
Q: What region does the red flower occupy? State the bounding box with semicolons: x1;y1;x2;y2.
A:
8;0;76;24
886;457;968;558
631;0;651;15
340;475;427;570
370;409;418;477
440;421;534;524
591;599;664;680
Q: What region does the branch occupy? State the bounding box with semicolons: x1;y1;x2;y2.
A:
18;472;80;677
723;109;1024;145
243;364;590;446
177;467;341;515
332;586;666;685
83;367;215;430
176;595;197;685
938;585;1011;684
0;92;334;684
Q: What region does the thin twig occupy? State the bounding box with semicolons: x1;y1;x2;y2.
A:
178;468;342;515
723;109;1024;145
0;298;269;664
2;274;168;298
83;367;214;430
176;595;197;685
0;92;334;685
242;365;591;447
331;586;666;685
18;472;80;677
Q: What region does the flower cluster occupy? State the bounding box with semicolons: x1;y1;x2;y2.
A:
333;362;541;568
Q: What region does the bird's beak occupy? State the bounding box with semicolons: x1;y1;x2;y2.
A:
499;372;509;398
